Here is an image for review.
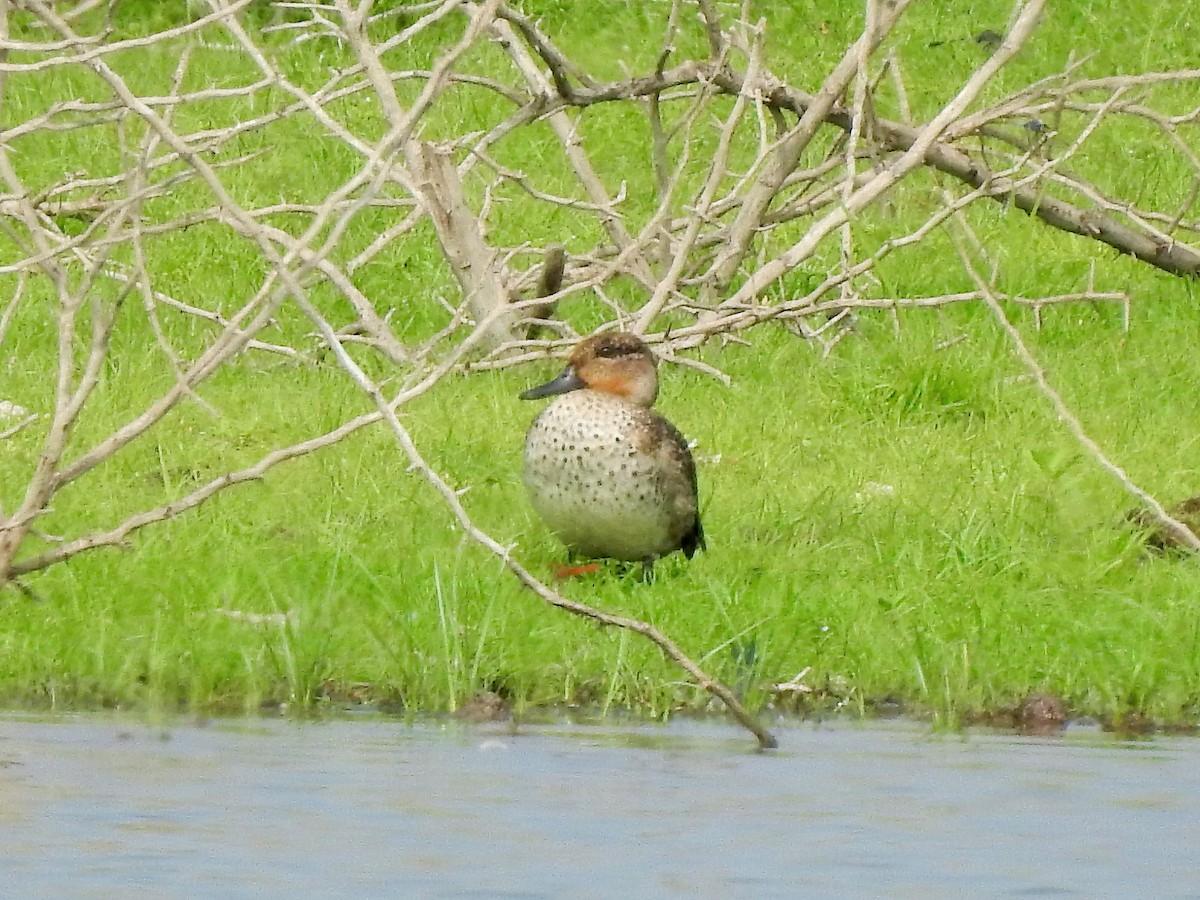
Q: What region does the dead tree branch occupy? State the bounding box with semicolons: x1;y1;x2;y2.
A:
948;210;1200;552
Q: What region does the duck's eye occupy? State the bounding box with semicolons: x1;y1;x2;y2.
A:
593;343;623;359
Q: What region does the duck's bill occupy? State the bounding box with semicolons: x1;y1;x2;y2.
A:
519;366;585;400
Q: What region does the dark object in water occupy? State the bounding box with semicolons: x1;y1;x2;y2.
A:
1127;496;1200;551
452;691;511;723
1016;692;1068;736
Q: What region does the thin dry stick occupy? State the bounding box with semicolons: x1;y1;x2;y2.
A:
0;412;38;443
950;216;1200;551
838;0;877;308
631;25;763;333
7;410;386;575
0;269;26;349
644;0;683;206
0;0;259;73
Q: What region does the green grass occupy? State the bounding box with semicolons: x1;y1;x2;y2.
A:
2;0;1200;730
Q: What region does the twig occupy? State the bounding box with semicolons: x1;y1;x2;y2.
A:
949;212;1200;551
7;410;387;576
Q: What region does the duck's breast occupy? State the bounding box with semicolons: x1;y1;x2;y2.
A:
523;392;697;561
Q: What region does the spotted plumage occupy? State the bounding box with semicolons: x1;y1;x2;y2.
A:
520;333;704;564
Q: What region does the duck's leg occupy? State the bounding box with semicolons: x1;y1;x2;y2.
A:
552;551;602;579
552;562;602;578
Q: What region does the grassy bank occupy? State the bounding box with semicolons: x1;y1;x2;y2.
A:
3;0;1200;729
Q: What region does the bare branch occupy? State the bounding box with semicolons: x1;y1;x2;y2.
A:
406;141;518;347
949;211;1200;552
7;410;386;576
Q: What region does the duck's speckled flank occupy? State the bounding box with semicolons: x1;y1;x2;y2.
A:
520;334;704;564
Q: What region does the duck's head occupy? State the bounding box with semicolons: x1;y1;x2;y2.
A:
519;333;658;407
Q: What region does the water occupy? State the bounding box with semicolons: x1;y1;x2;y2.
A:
1;713;1197;898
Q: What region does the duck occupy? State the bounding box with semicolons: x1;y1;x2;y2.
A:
519;333;705;565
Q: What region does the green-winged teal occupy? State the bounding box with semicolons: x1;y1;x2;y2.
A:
519;333;705;564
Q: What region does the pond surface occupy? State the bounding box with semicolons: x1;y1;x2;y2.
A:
1;713;1197;897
